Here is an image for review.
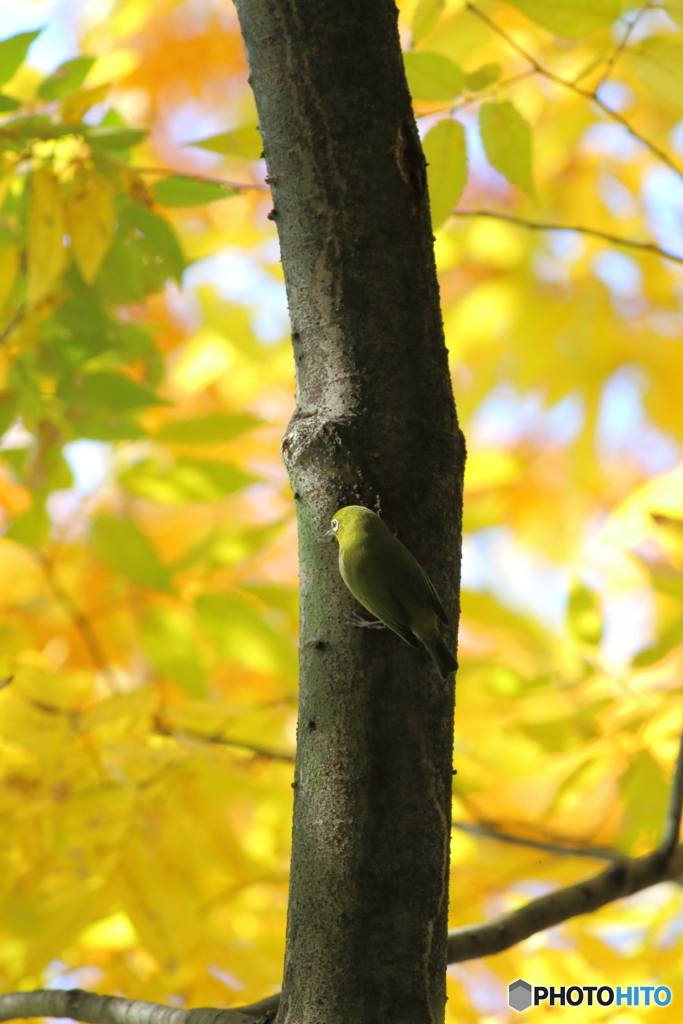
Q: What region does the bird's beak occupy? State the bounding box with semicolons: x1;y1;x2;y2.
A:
323;528;333;538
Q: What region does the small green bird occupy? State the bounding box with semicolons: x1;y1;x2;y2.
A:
325;505;457;679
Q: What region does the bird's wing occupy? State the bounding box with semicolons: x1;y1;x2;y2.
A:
389;535;449;627
341;546;420;648
420;565;449;625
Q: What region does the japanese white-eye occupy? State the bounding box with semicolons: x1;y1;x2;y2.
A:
325;505;457;679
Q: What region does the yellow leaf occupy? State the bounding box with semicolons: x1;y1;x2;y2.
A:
566;580;603;645
65;168;116;284
423;118;467;228
0;244;20;311
27;166;68;305
630;35;683;107
61;82;111;123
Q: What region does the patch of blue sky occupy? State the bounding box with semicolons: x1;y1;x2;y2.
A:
44;960;103;990
461;526;569;630
63;439;112;495
595;80;633;114
544;231;585;262
589;883;678;956
0;0;86;72
592;249;642;296
468;384;584;449
601;585;654;669
448;961;508;1017
184;247;288;343
627;5;680;41
598;171;639;220
580;121;640;162
642;167;683;261
597;365;680;477
165;98;254;171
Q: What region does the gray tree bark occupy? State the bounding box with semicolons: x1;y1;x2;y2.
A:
232;2;465;1022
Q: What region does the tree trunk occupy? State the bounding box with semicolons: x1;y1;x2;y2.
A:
233;2;466;1021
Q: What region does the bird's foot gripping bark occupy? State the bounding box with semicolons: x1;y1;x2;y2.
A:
348;611;386;630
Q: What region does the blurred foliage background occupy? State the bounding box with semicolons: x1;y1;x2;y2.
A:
1;0;683;1020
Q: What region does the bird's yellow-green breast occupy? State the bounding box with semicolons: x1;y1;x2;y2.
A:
326;505;457;679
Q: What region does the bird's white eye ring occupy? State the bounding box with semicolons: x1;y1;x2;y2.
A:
331;519;338;532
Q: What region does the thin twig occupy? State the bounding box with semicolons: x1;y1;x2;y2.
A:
415;70;537;120
454;821;615;860
450;209;683;266
594;3;652;93
132;167;267;191
465;3;683;182
0;304;26;346
156;721;296;763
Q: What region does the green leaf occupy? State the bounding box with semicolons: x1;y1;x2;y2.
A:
465;63;501;92
57;372;167;414
0;115;83;149
506;0;621;37
403;52;464;101
479;101;535;198
154;413;260;445
566;581;603;645
119;457;255;504
140;606;205;696
187;126;262;159
98;200;185;303
632;620;683;668
423;118;467;228
85;126;148;150
0;94;20;112
91;515;171;591
412;0;445;45
0;391;17;437
618;750;668;853
196;593;296;675
72;413;147;442
6;501;49;550
630;36;683;106
37;57;96;101
151;175;236;207
0;30;41;89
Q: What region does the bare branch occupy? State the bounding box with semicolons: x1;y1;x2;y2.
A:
155;720;296;763
454;822;615;861
450;209;683;266
416;70;537;120
447;843;683;962
133;167;267;191
0;990;279;1024
465;3;683;182
593;3;652;93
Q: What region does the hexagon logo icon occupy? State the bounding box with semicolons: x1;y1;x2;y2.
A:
509;978;533;1012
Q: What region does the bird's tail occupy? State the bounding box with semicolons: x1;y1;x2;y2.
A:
417;626;457;680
